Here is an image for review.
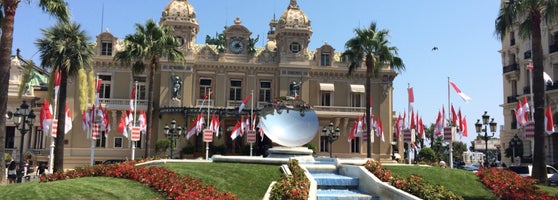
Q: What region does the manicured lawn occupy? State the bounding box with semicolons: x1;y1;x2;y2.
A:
163;162;282;200
0;177;162;200
384;165;496;200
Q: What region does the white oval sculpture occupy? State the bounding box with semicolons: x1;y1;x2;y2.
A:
259;108;319;147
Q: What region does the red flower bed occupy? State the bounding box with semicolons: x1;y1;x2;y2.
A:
477;167;558;200
40;161;237;200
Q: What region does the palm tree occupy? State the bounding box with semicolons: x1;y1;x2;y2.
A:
114;19;184;158
495;0;558;184
0;0;69;183
342;22;405;158
36;22;94;172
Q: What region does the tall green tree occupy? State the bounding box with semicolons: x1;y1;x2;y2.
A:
36;22;94;172
114;19;184;158
0;0;69;183
495;0;558;184
342;22;405;158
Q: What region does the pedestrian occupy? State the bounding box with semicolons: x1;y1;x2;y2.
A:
38;163;46;176
7;161;17;184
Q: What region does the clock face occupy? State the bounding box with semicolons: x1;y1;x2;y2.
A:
229;39;244;54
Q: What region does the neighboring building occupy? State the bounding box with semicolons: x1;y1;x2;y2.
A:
6;0;402;168
499;1;558;166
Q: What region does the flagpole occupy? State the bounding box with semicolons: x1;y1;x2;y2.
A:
48;70;60;174
407;83;413;164
132;81;138;160
206;88;211;160
90;74;99;166
250;90;254;157
448;76;454;169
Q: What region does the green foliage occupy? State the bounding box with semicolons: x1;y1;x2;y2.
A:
303;142;317;154
4;153;12;163
417;147;438;163
155;139;171;154
452;141;467;162
269;159;310;200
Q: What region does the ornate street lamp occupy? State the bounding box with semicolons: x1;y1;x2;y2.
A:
508;134;523;165
322;121;340;158
13;100;36;183
164;119;183;159
475;111;497;167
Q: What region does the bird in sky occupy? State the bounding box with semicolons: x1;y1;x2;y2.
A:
432;46;439;51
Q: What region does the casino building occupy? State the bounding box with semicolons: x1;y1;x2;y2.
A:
6;0;401;168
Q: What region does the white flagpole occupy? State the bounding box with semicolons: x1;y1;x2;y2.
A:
90;74;99;166
132;81;138;160
407;83;411;165
48;70;59;174
448;76;454;169
205;88;211;160
250;90;254;157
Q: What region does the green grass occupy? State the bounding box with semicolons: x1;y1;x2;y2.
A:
0;177;162;200
384;165;496;200
163;162;282;200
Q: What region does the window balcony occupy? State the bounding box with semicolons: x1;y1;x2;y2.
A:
98;98;147;110
503;63;519;74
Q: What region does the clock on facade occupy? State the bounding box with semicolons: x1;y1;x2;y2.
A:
229;38;244;54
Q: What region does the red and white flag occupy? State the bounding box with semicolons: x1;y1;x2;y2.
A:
230;121;242;140
408;87;414;103
515;100;527;128
418;117;424;139
256;119;265;141
522;96;530;122
64;103;72;134
139;110;147;132
375;116;384;142
81;111;89;131
434;110;443;137
95;78;102;106
449;81;471;102
461;116;468;137
185;120;198;140
238;93;252;113
546;105;555;135
410;110;415;130
348;120;357;142
450;105;457;126
103;108;110;136
117;113;128;138
53;70;61;101
457;108;463;133
129;86;136;112
40;99;53;132
395;114;403;140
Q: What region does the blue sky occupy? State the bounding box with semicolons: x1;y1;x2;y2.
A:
13;0;503;148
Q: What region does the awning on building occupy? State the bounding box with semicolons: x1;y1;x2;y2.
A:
319;83;335;91
350;84;365;93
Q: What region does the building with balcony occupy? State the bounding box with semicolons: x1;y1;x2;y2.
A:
499;1;558;166
6;0;402;168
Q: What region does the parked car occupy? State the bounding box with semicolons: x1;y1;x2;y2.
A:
460;165;479;173
102;159;125;165
507;165;558;186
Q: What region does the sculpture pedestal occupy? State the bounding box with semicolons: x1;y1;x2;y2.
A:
266;146;314;162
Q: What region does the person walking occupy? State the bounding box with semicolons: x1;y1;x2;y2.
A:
7;161;17;184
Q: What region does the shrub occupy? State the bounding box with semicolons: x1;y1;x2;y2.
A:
269;159;310;200
365;160;463;200
417;147;437;163
40;160;237;200
477;167;557;200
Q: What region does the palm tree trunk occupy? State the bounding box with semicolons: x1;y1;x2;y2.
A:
54;69;68;172
365;54;373;158
530;10;547;184
0;0;19;184
144;55;159;158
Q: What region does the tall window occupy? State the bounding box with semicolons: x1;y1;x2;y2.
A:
133;76;147;100
95;132;106;148
350;137;360;153
99;75;111;99
511;110;517;130
33;129;44;149
114;137;123;148
230;79;242;100
320;53;331;66
199;78;212;99
320;136;329;153
351;93;362;107
321;91;332;106
5;127;15;148
259;80;272;102
101;41;113;56
511;80;517;96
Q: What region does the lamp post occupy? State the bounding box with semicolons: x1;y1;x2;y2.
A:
475;111;497;167
164;119;183;159
322;121;340;158
13;101;36;183
508;134;522;165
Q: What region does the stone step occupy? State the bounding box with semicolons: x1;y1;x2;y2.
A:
312;173;359;188
303;164;337;174
316;189;379;200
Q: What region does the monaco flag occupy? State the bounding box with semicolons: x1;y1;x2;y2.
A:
230;121;242;140
238;93;252;113
449;81;471;102
546;105;555;135
64;103;72;134
129;86;136;112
